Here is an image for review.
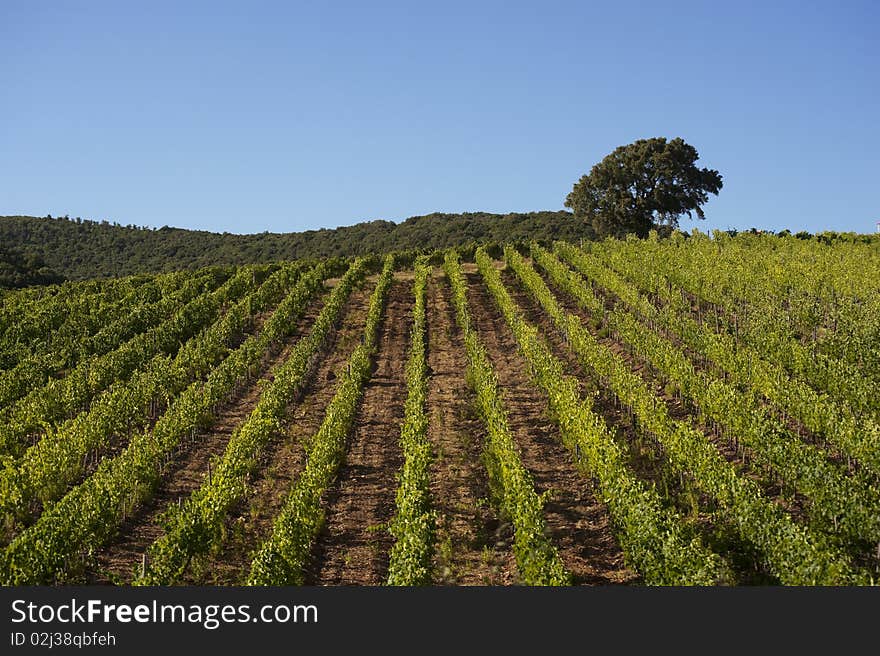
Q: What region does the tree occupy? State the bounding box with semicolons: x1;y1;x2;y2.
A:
565;137;723;239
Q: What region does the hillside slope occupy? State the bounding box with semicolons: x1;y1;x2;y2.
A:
0;211;592;281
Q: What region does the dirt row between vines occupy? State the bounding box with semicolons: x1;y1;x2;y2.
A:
464;267;637;585
82;260;729;586
9;284;271;540
518;260;784;582
84;276;373;584
578;253;853;473
545;261;809;508
500;265;693;513
183;276;380;584
303;274;412;585
425;270;516;585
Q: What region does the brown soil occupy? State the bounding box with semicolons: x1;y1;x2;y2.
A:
2;297;280;547
522;262;790;581
185;278;379;585
23;293;290;535
465;268;637;585
578;256;854;472
303;275;412;585
81;281;351;584
545;264;813;518
499;268;682;505
425;269;516;585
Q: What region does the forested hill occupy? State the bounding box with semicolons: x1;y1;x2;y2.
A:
0;245;65;289
0;211;591;283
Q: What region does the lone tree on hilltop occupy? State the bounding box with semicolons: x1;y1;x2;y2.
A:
565;137;723;239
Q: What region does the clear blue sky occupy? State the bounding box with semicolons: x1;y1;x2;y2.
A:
2;1;878;235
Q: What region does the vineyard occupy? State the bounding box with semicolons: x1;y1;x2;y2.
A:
1;232;879;586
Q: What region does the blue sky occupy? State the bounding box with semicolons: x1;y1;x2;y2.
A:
2;1;878;235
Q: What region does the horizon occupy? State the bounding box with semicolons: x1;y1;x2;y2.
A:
7;210;879;239
2;1;878;236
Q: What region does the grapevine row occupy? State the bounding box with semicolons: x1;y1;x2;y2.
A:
0;265;324;585
0;265;265;459
477;247;732;585
554;241;880;481
587;238;880;422
443;251;570;586
0;272;178;369
0;264;294;530
0;268;223;409
135;257;369;584
506;246;857;584
386;257;434;585
247;254;395;585
0;261;330;584
533;244;880;549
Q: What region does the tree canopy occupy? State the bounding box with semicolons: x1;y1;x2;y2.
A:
565;137;723;238
0;211;591;284
0;245;64;289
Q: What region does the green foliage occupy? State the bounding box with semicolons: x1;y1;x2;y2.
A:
547;242;880;551
136;258;368;585
0;263;327;584
2;231;877;586
517;243;855;584
247;255;396;585
575;235;880;476
387;257;436;585
0;268;243;458
565;137;722;239
444;251;571;586
0;211;591;283
0;267;271;530
499;246;732;585
0;244;64;288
